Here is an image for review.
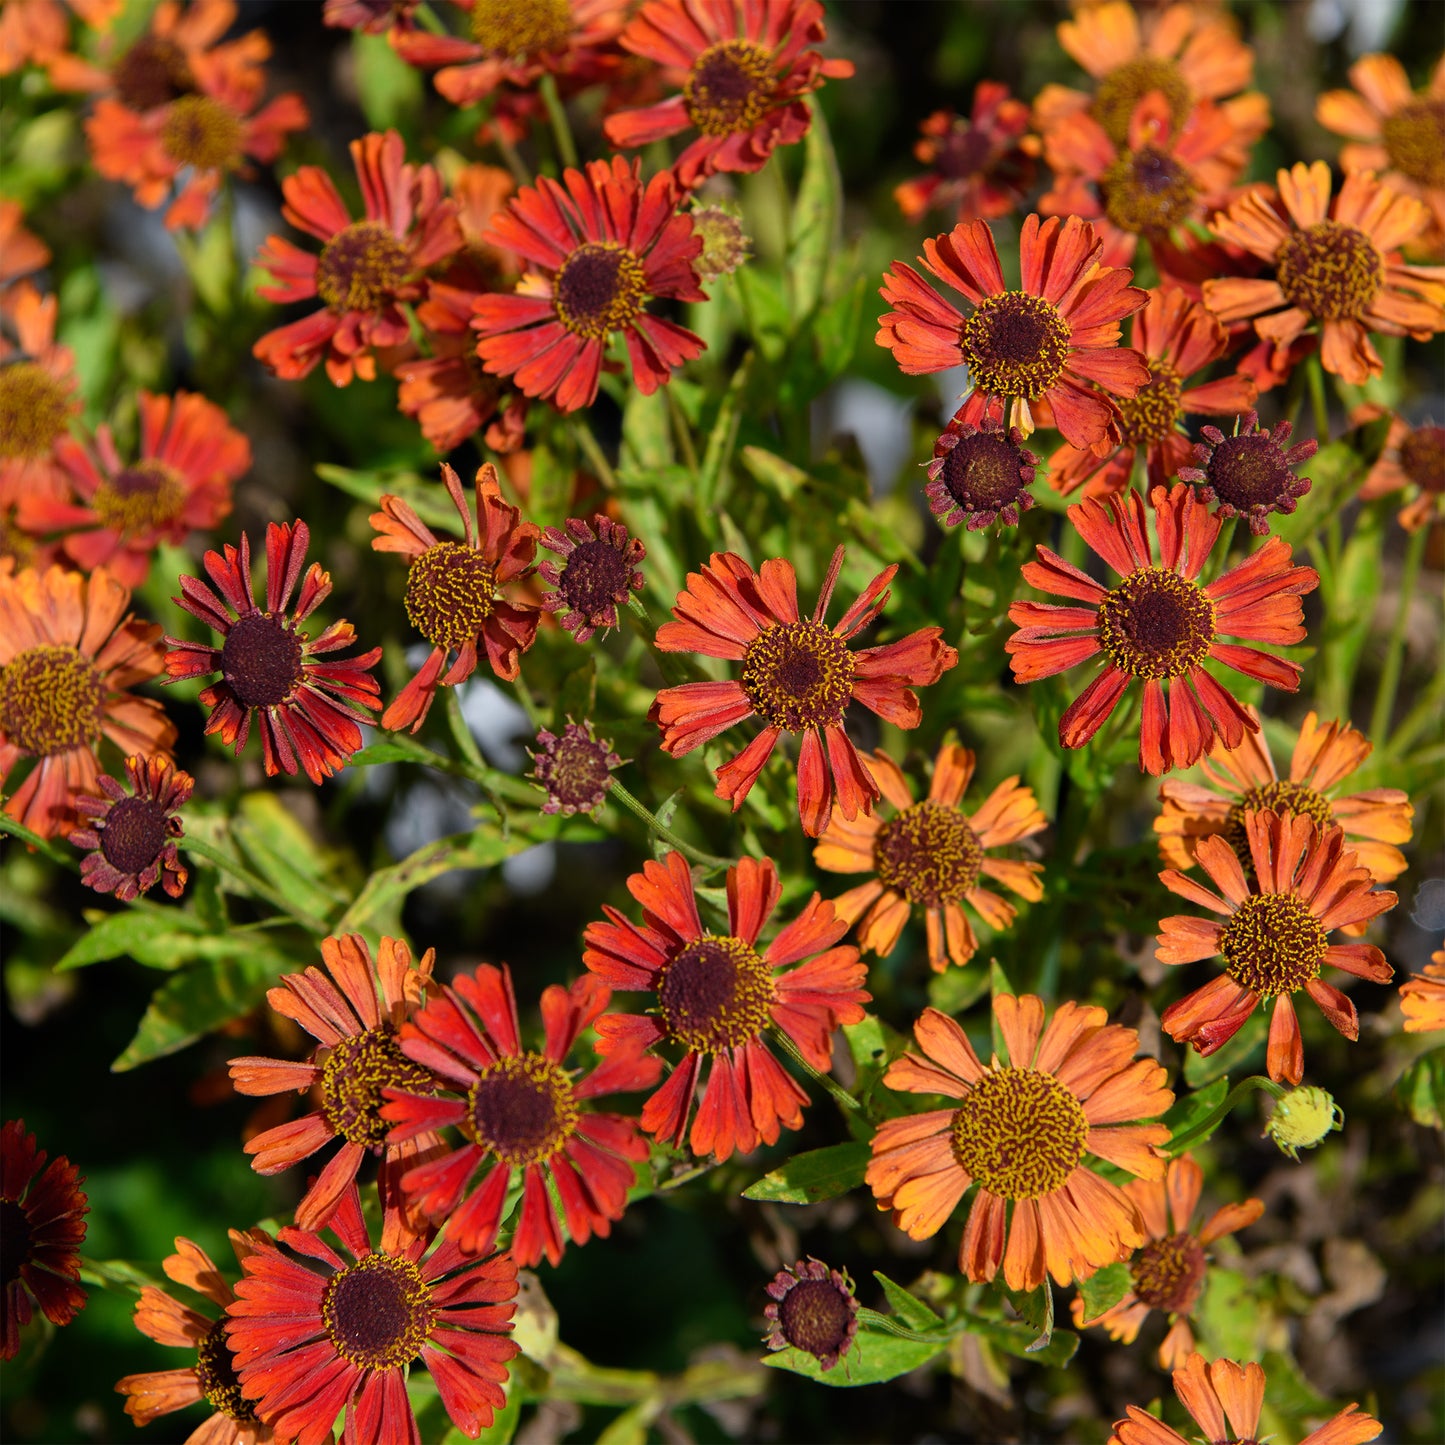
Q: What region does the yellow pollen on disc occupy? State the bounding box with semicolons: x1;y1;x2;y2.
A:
93;459;187;538
320;1254;433;1371
319;1026;434;1148
160;94;244;171
1092;56;1191;146
0;362;71;460
405;541;498;653
469;0;572;56
553;242;648;341
950;1066;1089;1199
658;933;775;1054
1220;892;1328;999
1102;146;1198;234
1276;220;1383;322
1096;567;1216;679
1114;360;1183;445
1382;99;1445;190
0;645;104;756
194;1320;259;1424
315;220;410;313
1129;1231;1206;1314
466;1052;579;1168
684;39;776;137
1223;780;1333;868
873;801;984;907
960;292;1072;401
740;619;853;732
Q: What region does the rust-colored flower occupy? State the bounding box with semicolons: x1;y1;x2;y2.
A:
582;851;869;1162
866;995;1173;1292
322;0;419;35
925;416;1041;530
1400;947;1445;1034
651;545;957;837
1354;401;1444;532
529;720;622;816
0;564;174;838
815;742;1046;974
762;1259;858;1372
70;754;192;901
1070;1154;1261;1368
1007;483;1318;775
1157;812;1396;1085
0;0;118;77
538;513;645;642
0;200;50;292
1176;409;1315;534
0;282;81;505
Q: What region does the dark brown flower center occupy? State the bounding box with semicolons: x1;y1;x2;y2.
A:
404;540;497;654
740;620;853;732
99;795;170;875
93;459;187;538
556;537;634;622
1399;424;1445;493
0;1199;30;1287
1130;1231;1206;1314
1276;220;1382;322
961;292;1071;401
554;243;648;340
939;430;1032;513
466;1051;579;1167
937;122;994;179
778;1278;856;1361
469;0;572;55
1102;146;1198;233
0;361;71;460
320;1026;434;1147
1203;432;1302;511
684;39;775;136
320;1254;433;1370
1097;567;1215;679
1382;99;1445;190
535;727;616;814
1115;359;1183;445
658;933;775;1054
112;36;195;110
873;801;983;907
0;644;104;756
220;612;305;709
160;94;244;172
316;220;410;313
951;1067;1088;1199
195;1319;258;1424
1092;56;1191;146
1223;781;1333;869
1220;892;1327;999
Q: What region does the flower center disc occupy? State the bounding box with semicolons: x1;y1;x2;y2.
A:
778;1278;854;1359
558;537;633;620
99;795;171;875
93;459;187;538
1382;99;1445;189
683;40;775;136
0;644;104;756
320;1026;434;1147
112;36;195;110
1129;1231;1206;1313
873;801;983;907
553;242;648;341
1096;567;1215;679
1204;433;1300;512
961;292;1071;401
0;1199;30;1287
1399;425;1445;493
405;540;497;653
470;0;573;55
1220;892;1328;999
1223;780;1333;868
320;1254;433;1371
1092;57;1191;145
0;362;72;460
950;1066;1088;1199
466;1051;579;1167
195;1319;258;1423
540;732;614;812
160;94;244;171
658;933;775;1053
1115;360;1183;445
1102;147;1198;233
1276;220;1382;321
740;620;853;732
220;612;304;709
939;431;1031;513
316;220;410;313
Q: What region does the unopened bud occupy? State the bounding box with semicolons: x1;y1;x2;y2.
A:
691;204;751;280
1263;1085;1343;1161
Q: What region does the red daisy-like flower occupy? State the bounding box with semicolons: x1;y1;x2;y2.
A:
383;965;661;1267
1177;409;1316;534
651;545;958;837
582;851;870;1162
877;214;1150;451
227;1182;518;1445
537;512;645;642
0;281;81;505
252;129;463;386
1;1118;88;1361
473;156;706;413
1007;483;1319;775
70;753;192;901
603;0;854;190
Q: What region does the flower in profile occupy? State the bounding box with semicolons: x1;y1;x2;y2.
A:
877;214;1149;449
253;129;462;386
1354;402;1444;532
473;156;706;413
1;1118;88;1361
70;754;192;901
1070;1154;1262;1369
603;0;854;189
651;545;957;836
866;996;1173;1292
530;720;622;816
370;462;539;733
925;415;1040;530
114;1231;271;1444
1007;483;1318;775
228;934;438;1233
1263;1084;1344;1161
227;1183;518;1444
815;742;1046;973
538;513;645;642
1157;812;1396;1085
0;281;81;505
583;852;869;1161
1108;1352;1382;1445
762;1259;858;1372
383;966;661;1267
165;520;382;784
0;200;50;293
1204;162;1445;386
21;390;248;586
0;563;174;838
895;84;1038;225
1177;409;1315;534
1399;947;1445;1035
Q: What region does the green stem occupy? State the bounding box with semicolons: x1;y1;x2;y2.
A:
666;388;700;475
537;73;579;171
855;1309;956;1345
1370;520;1428;742
509;674;545;733
1306;353;1331;445
492;128;530;189
1167;1075;1285;1157
572;417;620;492
0;813;76;868
771;1028;861;1113
445;685;489;775
179;835;330;935
607;780;730;870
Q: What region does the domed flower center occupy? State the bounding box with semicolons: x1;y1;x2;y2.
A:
99;795;171;876
1130;1231;1206;1313
405;541;497;653
470;0;573;56
961;292;1072;401
1102;146;1198;233
1097;567;1215;679
1203;433;1302;512
220;612;305;709
316;220;410;313
778;1278;856;1360
950;1066;1089;1199
321;1026;434;1148
1399;424;1445;493
1220;892;1327;999
556;537;634;621
740;620;853;732
0;362;72;460
1382;99;1445;189
1223;780;1333;868
553;243;648;340
466;1051;579;1167
0;645;104;756
939;430;1031;513
1115;360;1183;445
93;459;187;538
1276;220;1382;322
112;36;195;110
320;1254;433;1371
938;123;994;180
684;40;775;136
1092;57;1191;145
0;1199;30;1287
536;728;616;814
873;801;984;907
195;1319;258;1423
658;933;775;1054
160;94;244;171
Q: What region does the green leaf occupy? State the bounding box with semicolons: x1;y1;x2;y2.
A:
1396;1049;1445;1129
317;463;457;531
927;964;991;1018
1165;1075;1230;1152
1002;1281;1055;1352
1184;1013;1264;1087
351;741;434;768
787;101;840;321
741;1142;870;1203
872;1272;944;1331
56;909;204;971
354;30;424;131
698;352;751;508
740;445;810;502
763;1324;946;1388
965;1316;1078;1368
1194;1266;1259;1361
812;273;866;386
733;267;790;362
231;792;348;924
1075;1262;1132;1323
79;1257;165;1294
620;386;674;471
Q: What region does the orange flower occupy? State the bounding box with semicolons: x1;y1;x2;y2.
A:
1070;1154;1261;1368
1354;401;1444;532
866;995;1173;1292
0;200;49;293
1204;162;1445;385
0;0;117;76
1400;947;1445;1035
0;564;174;838
814;741;1046;973
1157;812;1396;1085
0;282;81;505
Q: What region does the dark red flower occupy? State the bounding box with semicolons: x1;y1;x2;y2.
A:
538;513;645;642
925;415;1040;530
530;720;623;816
1178;409;1316;535
70;753;191;901
762;1258;859;1372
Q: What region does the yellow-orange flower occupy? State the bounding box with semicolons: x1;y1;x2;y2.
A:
1400;947;1445;1035
0;282;81;505
1354;401;1444;532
